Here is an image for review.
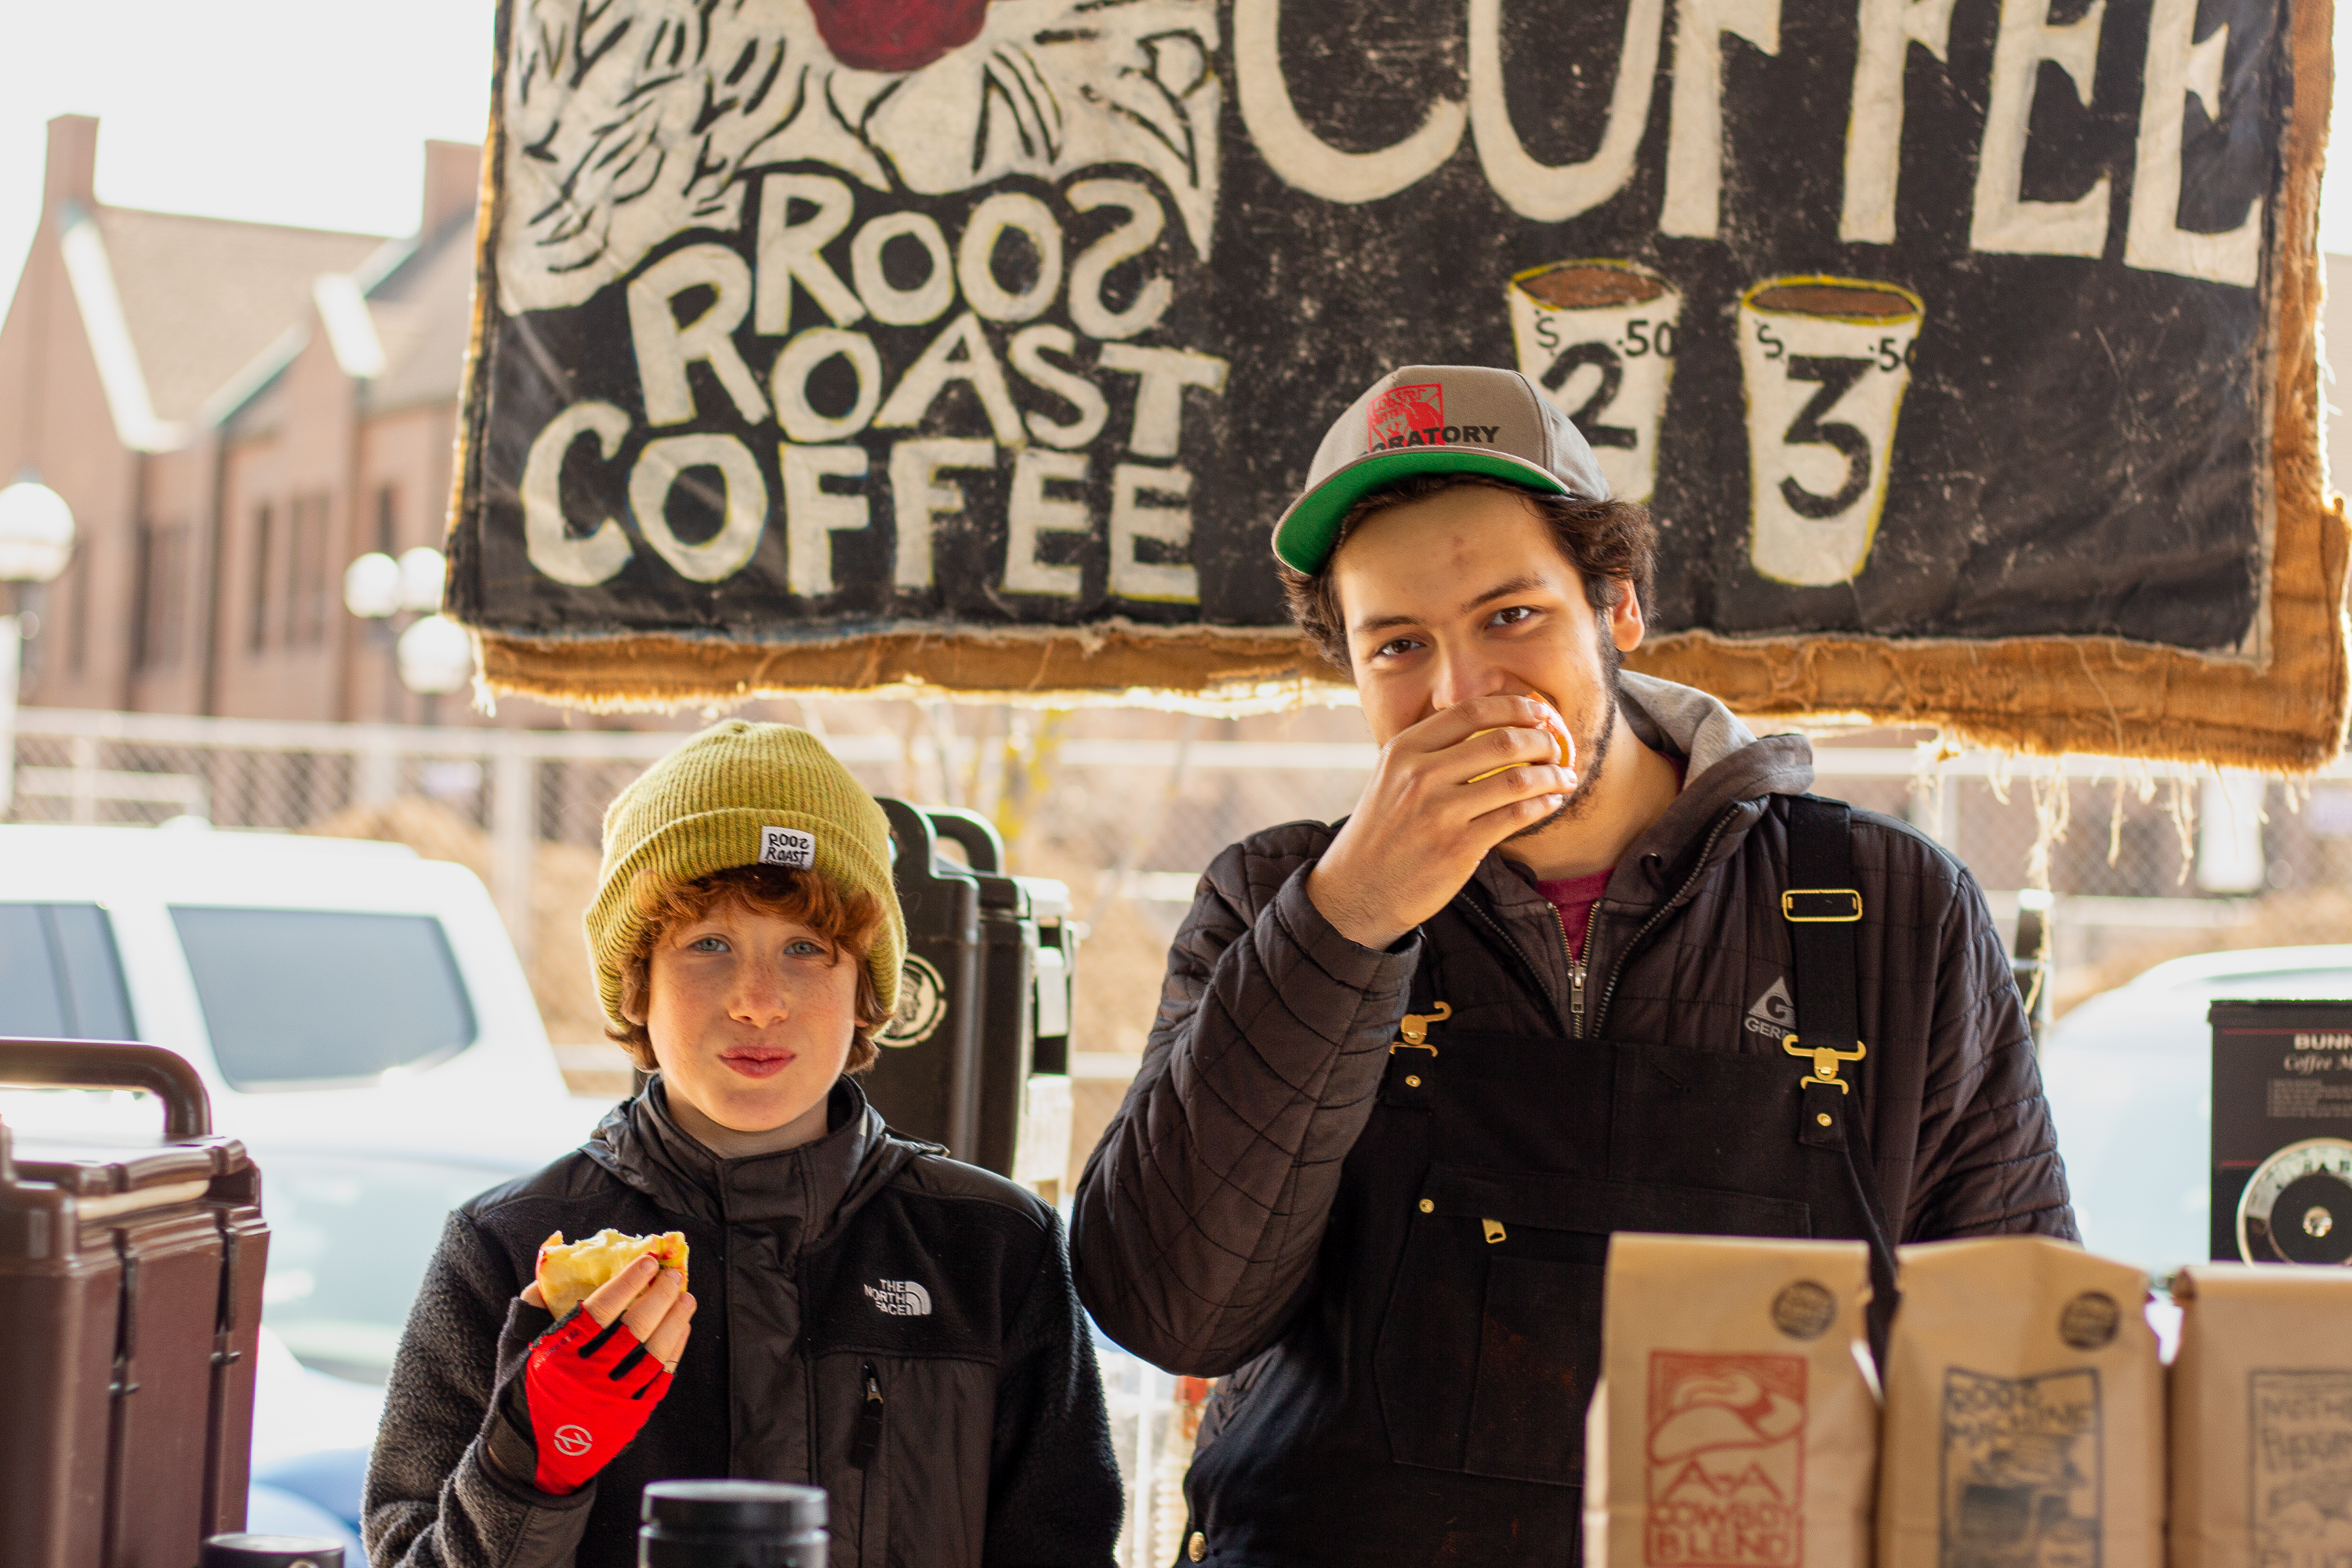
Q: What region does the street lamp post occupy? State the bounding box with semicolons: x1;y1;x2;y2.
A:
0;478;76;820
343;543;470;724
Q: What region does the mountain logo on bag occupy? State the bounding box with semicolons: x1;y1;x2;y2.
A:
865;1279;934;1316
1745;978;1795;1040
1645;1352;1806;1566
552;1424;594;1457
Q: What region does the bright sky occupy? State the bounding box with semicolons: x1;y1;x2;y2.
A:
0;0;2345;311
0;0;495;290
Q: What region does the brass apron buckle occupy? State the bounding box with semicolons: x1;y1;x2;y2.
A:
1781;888;1864;923
1391;1001;1452;1056
1783;1033;1866;1093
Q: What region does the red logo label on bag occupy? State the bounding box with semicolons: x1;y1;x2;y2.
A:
552;1424;595;1457
1644;1352;1806;1567
1367;383;1444;451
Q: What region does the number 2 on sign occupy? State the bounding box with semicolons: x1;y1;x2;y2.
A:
1542;342;1639;451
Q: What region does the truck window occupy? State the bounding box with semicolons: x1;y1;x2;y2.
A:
260;1151;517;1381
0;903;136;1040
169;908;477;1088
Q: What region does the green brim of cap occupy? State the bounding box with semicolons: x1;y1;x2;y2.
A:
1270;448;1573;573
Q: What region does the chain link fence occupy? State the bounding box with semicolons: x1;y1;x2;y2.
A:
11;702;2352;1123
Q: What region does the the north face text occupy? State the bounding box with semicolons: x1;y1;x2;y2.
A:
865;1279;935;1316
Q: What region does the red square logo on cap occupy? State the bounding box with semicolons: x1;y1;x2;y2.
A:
1367;383;1443;452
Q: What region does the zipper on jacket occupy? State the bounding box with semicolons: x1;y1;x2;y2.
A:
1589;806;1740;1038
1446;803;1744;1043
1555;904;1581;1033
850;1362;884;1469
1563;903;1599;1036
1464;876;1606;1040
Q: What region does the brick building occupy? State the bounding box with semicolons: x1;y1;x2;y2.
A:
0;114;556;725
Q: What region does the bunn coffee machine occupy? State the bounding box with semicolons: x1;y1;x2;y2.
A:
2210;999;2352;1264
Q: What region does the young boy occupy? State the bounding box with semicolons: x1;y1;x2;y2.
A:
364;720;1122;1566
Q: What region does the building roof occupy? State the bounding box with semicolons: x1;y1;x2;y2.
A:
365;210;481;415
215;204;481;444
92;205;388;427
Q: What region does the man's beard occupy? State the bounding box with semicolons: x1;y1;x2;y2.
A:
1505;630;1624;844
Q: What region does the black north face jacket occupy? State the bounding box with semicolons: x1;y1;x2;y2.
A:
1073;673;2075;1566
365;1079;1120;1568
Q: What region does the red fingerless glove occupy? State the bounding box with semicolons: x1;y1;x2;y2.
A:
510;1312;673;1494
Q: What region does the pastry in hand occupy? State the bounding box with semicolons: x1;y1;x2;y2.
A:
1468;695;1577;782
534;1229;690;1319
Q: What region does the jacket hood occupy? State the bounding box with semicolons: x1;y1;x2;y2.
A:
583;1075;924;1261
1615;671;1813;863
1616;670;1757;778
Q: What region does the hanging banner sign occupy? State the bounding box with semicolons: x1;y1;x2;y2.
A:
448;0;2346;765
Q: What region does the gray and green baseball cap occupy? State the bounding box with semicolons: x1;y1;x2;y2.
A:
1271;364;1612;573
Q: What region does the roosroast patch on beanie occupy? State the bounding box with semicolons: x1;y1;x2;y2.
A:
587;720;903;1029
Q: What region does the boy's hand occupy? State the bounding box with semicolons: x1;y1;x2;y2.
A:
487;1254;697;1494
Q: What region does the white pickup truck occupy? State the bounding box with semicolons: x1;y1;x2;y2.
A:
2;822;618;1544
4;827;612;1338
0;822;601;1160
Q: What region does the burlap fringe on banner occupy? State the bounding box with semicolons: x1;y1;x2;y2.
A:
466;0;2348;772
475;622;1357;717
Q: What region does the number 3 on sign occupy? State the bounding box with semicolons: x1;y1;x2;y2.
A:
1736;278;1923;588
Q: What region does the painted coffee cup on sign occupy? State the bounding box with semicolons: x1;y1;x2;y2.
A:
1506;260;1682;506
1736;277;1923;588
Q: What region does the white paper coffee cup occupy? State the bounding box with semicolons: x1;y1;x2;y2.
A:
1508;260;1682;505
1736;277;1922;586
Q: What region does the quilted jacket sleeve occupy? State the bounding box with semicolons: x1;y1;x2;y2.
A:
1900;863;2079;1242
1070;829;1419;1375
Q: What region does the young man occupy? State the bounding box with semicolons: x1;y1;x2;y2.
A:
1073;365;2074;1565
365;720;1121;1567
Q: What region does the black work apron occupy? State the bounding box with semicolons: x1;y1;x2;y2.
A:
1365;1008;1886;1491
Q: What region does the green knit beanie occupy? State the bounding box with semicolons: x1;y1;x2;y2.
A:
587;720;903;1030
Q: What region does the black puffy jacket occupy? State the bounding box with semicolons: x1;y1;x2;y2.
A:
1073;673;2074;1566
364;1079;1121;1568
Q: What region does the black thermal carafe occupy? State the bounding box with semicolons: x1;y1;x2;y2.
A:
198;1534;346;1568
640;1480;828;1567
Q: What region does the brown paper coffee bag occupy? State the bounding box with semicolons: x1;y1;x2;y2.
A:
1589;1233;1879;1568
1878;1236;2162;1568
2170;1262;2352;1568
